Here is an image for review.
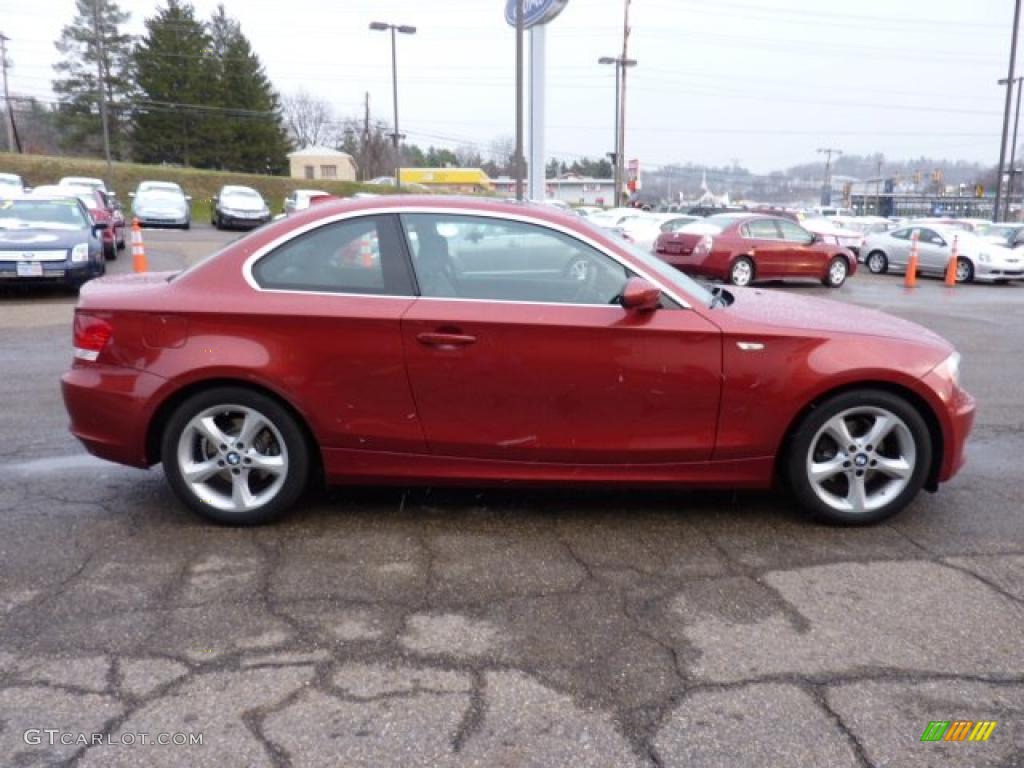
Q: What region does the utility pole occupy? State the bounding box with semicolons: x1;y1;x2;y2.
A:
618;0;632;206
995;0;1022;223
514;0;524;201
363;92;370;182
817;147;841;206
0;32;16;154
1002;76;1024;220
90;1;113;184
875;158;883;216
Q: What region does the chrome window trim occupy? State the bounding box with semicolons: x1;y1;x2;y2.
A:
241;206;693;309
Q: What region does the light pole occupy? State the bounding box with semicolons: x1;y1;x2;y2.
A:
370;21;416;190
817;147;841;206
599;55;636;206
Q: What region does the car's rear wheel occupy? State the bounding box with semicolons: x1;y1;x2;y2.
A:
955;257;974;283
866;250;888;274
729;256;755;286
823;256;848;288
161;387;310;525
786;389;931;525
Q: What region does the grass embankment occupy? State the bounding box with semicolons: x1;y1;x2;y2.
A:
0;152;400;220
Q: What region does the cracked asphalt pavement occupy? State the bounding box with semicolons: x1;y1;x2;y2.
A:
1;226;1022;767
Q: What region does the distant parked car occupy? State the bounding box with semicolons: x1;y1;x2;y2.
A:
58;177;110;196
69;188;125;258
801;217;865;256
212;186;271;230
283;189;333;216
980;223;1024;249
130;182;191;229
0;195;107;287
654;213;856;288
861;225;1024;283
0;173;25;198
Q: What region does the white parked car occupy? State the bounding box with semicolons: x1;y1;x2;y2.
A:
0;172;25;197
284;189;333;216
861;224;1024;283
980;223;1024;249
801;216;865;256
58;176;109;195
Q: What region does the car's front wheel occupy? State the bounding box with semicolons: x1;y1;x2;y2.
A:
729;256;755;286
823;256;848;288
161;387;310;525
786;389;932;525
866;250;888;274
955;257;974;283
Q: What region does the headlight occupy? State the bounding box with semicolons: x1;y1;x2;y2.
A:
934;351;961;387
71;243;90;263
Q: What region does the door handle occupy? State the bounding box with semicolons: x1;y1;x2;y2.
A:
416;332;477;348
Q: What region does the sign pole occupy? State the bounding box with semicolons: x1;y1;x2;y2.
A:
528;26;546;201
514;0;525;201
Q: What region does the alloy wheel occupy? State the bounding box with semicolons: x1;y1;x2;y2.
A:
805;406;916;515
175;404;288;514
730;259;753;286
828;258;848;286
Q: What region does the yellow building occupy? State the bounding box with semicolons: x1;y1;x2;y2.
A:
399;168;493;193
288;146;358;182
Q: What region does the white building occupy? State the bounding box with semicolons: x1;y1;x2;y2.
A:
492;176;616;206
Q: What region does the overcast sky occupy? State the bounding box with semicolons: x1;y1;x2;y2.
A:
0;0;1017;173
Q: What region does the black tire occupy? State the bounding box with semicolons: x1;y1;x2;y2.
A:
955;257;974;284
183;219;191;231
729;256;755;287
823;256;848;288
785;389;932;525
161;387;310;525
865;250;888;274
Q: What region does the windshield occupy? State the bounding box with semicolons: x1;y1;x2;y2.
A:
139;182;181;194
576;217;714;307
0;176;20;187
137;189;185;203
224;187;261;199
984;225;1019;244
0;198;88;229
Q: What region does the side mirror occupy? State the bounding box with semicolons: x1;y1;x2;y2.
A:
92;221;109;234
620;276;661;312
128;192;135;198
211;195;218;202
809;233;822;244
185;195;193;202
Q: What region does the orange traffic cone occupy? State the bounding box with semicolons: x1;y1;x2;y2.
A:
131;218;149;273
945;235;959;286
904;231;919;288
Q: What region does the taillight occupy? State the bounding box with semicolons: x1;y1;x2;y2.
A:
73;312;113;362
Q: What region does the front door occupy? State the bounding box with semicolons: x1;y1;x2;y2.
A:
398;212;723;464
776;219;826;276
740;218;789;278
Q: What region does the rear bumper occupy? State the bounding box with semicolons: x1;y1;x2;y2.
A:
61;363;165;468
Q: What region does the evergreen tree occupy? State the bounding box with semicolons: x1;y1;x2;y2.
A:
132;0;217;167
206;5;290;174
52;0;134;159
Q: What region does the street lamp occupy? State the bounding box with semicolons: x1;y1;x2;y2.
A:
369;21;416;190
599;56;636;205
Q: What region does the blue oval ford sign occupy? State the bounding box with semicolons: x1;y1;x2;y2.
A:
504;0;569;28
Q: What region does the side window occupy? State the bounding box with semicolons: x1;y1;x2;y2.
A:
922;229;945;246
744;219;781;239
252;215;413;295
890;228;909;240
400;213;630;305
776;220;811;243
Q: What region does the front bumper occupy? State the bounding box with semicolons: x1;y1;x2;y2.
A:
218;212;270;228
61;363;166;468
0;259;98;285
136;214;189;228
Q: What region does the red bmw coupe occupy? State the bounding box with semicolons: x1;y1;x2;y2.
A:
61;197;973;526
654;213;857;288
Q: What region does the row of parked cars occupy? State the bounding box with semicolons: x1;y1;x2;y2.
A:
582;201;1024;288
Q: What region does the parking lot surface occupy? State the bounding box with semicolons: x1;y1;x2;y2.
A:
1;226;1022;767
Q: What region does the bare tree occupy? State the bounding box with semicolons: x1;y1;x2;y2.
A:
282;89;334;148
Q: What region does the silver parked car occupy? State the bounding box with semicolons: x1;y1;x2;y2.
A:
212;185;271;230
861;224;1024;283
981;223;1024;249
283;189;332;216
130;182;191;229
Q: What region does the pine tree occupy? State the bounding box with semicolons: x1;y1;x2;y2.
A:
52;0;134;159
132;0;217;167
206;5;290;174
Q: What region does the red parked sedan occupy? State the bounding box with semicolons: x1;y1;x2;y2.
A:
61;197;973;526
654;213;857;288
72;188;126;259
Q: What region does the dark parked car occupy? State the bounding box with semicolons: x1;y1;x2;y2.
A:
654;213;857;287
0;196;107;288
62;197;973;526
212;186;271;230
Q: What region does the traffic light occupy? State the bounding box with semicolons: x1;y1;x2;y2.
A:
975;183;985;198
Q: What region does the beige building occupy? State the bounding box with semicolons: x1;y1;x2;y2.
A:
287;146;358;182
